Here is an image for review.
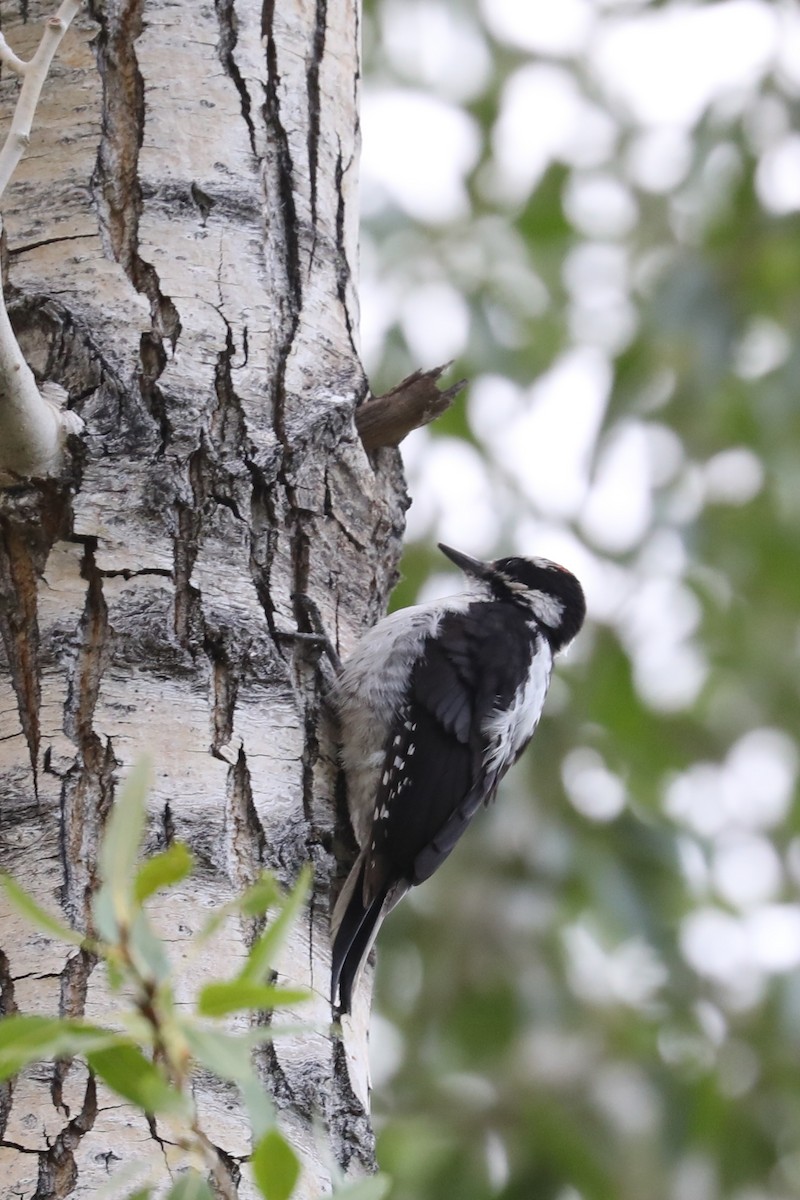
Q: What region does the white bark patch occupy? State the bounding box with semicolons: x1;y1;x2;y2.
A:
0;0;397;1187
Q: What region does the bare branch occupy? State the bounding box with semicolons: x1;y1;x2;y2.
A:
355;363;466;451
0;288;83;484
0;0;85;483
0;41;29;77
0;1;84;199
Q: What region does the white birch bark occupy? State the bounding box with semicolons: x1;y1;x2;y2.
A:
0;1;406;1194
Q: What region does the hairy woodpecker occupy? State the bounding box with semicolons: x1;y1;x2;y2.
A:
330;543;586;1013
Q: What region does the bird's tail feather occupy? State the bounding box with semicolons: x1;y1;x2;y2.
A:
331;855;396;1014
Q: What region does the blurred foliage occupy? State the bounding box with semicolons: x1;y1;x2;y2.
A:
361;2;800;1199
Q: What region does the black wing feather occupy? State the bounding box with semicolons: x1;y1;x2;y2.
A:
369;602;534;890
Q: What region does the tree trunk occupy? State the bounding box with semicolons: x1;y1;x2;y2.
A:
0;1;405;1194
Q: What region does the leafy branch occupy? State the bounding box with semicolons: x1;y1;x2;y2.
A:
0;759;389;1200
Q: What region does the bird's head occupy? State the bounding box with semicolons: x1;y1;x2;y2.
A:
439;542;586;651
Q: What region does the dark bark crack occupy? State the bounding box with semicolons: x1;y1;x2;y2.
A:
162;800;175;845
0;517;42;790
59;948;93;1022
139;332;172;455
96;566;173;581
209;639;237;755
0;484;70;797
334;146;357;355
259;7;334;867
65;544;110;769
32;1073;97;1200
246;465;280;638
225;747;266;888
213;1142;242;1192
256;1039;293;1109
0;951;15;1143
61;540;118;930
329;1040;375;1172
306;0;328;233
0;950;17;1019
212;322;249;471
261;0;303;447
8;233;98;258
214;0;256;157
177;433;215;642
90;0;181;453
51;949;95;1117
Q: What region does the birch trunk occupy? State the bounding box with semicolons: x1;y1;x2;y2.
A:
0;0;405;1194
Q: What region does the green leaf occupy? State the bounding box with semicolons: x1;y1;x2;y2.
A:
92;883;119;945
240;1073;275;1141
196;873;281;945
127;911;172;983
197;981;310;1018
98;758;153;927
164;1172;214;1200
181;1024;257;1084
134;843;193;904
239;867;312;985
251;1129;301;1200
333;1177;392;1200
87;1043;189;1117
239;874;283;917
0;1015;121;1080
0;873;87;947
176;1021;277;1137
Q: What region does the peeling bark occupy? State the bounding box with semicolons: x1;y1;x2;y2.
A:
0;1;403;1194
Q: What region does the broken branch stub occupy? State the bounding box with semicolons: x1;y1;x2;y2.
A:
355;364;467;451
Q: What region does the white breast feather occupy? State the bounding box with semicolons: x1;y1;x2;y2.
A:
482;636;552;775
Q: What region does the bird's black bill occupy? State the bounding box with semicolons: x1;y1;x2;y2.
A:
438;543;493;581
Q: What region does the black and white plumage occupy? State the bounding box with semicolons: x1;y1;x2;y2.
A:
330;543;586;1013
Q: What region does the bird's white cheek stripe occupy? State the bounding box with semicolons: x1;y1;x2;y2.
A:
528;590;564;628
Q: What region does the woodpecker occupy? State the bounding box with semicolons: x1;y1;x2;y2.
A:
330;543;586;1013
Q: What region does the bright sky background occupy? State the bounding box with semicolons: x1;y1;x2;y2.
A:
360;0;800;1018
